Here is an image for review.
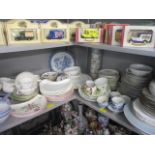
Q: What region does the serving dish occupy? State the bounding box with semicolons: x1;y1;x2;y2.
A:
39;79;73;96
11;95;47;118
50;52;75;73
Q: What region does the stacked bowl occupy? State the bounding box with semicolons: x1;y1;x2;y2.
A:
119;64;153;99
39;78;74;102
99;69;120;91
0;96;10;123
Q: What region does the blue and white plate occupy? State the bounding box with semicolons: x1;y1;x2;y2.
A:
50;52;75;73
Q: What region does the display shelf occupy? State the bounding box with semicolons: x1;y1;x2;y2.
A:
0;95;76;133
0;92;147;134
1;42;155;58
76;43;155;57
76;94;146;135
0;43;73;54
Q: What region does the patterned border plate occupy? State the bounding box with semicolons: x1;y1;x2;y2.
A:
50;52;75;73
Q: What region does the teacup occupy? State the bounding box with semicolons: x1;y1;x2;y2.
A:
86;80;95;88
64;66;81;76
111;96;125;108
97;96;109;108
2;79;15;93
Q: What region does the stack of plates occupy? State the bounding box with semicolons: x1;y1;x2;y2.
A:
139;88;155;117
119;64;152;99
124;100;155;134
11;90;38;103
0;98;11;123
99;69;120;91
11;95;47;118
39;79;74;102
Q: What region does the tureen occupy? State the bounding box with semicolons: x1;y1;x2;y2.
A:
15;72;38;96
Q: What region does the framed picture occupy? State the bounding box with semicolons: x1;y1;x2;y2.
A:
75;28;103;43
40;20;70;43
5;20;41;45
69;21;89;42
121;26;155;48
0;22;6;45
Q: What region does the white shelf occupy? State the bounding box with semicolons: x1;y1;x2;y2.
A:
0;93;146;134
0;43;155;58
0;43;73;54
0;95;76;133
76;94;146;135
77;43;155;57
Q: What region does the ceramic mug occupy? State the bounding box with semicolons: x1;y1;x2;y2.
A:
2;79;15;93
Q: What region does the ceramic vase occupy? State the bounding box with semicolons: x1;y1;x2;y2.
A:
90;49;102;79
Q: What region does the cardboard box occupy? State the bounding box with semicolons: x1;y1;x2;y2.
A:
75;28;103;43
5;20;41;45
40;20;69;43
69;21;89;42
0;22;6;45
121;26;155;48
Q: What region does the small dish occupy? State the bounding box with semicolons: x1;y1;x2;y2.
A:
41;72;58;81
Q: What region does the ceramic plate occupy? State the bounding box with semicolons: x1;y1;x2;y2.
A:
50;52;75;72
124;103;155;135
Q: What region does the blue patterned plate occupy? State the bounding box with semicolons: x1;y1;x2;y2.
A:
50;52;75;73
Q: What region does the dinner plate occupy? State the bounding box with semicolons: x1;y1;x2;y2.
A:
124;103;155;135
50;52;75;72
133;99;155;127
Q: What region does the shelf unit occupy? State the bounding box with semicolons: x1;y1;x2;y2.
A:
0;42;154;134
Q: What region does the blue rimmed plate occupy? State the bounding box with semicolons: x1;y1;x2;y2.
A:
50;51;75;73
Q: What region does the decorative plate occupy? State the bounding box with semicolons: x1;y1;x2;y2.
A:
50;52;75;73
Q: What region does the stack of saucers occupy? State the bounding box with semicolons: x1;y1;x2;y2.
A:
119;64;153;99
0;97;11;124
